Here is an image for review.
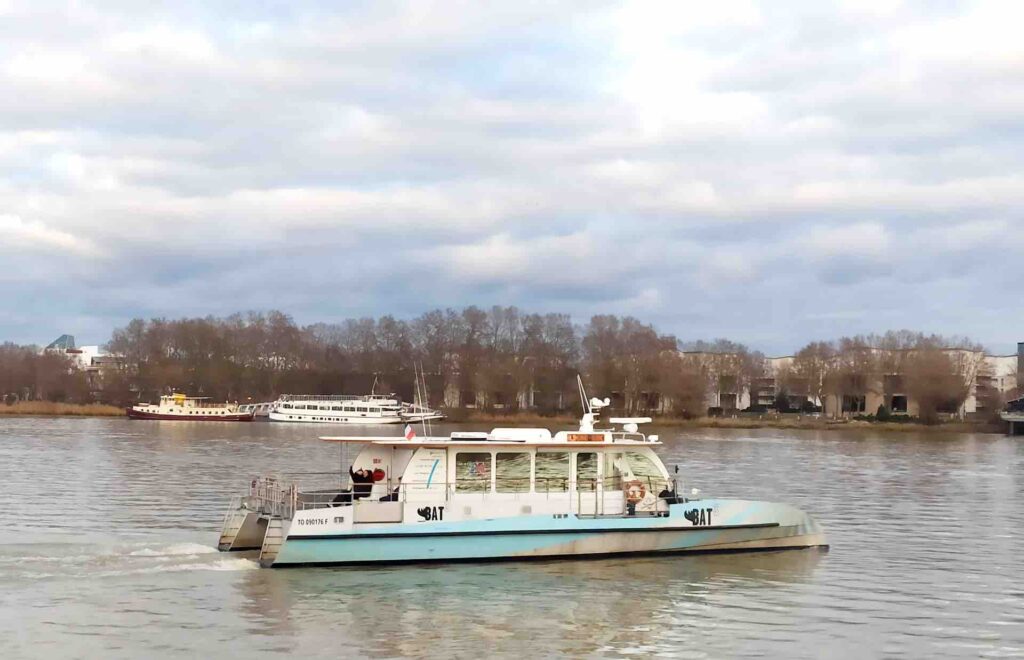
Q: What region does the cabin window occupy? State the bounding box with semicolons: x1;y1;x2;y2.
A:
358;407;368;413
344;406;354;412
455;452;492;493
623;451;664;489
320;405;331;411
332;406;342;411
574;452;598;492
282;404;292;409
535;451;569;492
495;453;531;493
604;453;623;488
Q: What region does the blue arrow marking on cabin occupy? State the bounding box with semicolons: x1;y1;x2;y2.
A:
426;459;439;487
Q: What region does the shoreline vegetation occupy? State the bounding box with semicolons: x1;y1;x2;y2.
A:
0;401;124;416
450;410;1001;434
0;402;1002;433
6;310;1015;431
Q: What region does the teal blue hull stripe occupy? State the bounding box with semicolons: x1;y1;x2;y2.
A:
288;521;778;541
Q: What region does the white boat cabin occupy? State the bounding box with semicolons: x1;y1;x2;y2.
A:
281;419;677;529
136;394;241;415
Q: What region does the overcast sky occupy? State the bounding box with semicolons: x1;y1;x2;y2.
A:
2;1;1022;354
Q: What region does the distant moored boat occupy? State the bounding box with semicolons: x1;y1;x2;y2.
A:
127;394;254;421
268;392;444;425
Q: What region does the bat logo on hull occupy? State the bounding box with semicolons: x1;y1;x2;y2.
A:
417;506;444;521
684;507;713;526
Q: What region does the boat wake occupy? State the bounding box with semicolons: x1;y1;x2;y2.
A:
0;541;257;580
128;542;220;557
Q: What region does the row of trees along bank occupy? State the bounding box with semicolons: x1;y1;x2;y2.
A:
1;311;1011;422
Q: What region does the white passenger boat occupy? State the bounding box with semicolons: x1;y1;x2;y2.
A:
218;391;827;567
127;394;254;421
269;394;406;424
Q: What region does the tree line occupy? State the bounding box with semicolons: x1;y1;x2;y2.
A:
1;311;1012;421
777;331;1003;423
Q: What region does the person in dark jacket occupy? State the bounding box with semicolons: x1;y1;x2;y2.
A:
349;466;374;500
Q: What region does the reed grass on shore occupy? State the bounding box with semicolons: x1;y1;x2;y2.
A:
0;401;124;417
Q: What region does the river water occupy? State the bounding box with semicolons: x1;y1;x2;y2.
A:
0;418;1021;659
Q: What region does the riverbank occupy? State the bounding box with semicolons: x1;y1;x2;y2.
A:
448;410;1003;434
0;402;124;417
0;402;1004;433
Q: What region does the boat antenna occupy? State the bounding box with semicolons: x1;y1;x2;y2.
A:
577;374;591;414
415;361;432;438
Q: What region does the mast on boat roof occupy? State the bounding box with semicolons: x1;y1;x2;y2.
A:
576;374;610;433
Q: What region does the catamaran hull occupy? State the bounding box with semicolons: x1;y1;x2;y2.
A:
247;500;827;567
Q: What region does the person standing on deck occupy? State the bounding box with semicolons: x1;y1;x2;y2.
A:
349;466;374;500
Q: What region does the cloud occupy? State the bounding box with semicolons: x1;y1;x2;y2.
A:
0;1;1022;354
0;214;101;257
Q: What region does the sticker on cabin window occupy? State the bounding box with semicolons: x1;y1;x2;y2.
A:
684;507;713;526
417;506;444;521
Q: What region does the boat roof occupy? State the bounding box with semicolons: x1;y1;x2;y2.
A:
321;429;660;448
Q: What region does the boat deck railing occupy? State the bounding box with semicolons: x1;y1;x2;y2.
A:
245;476;299;519
243;473;678;519
278;394;400;403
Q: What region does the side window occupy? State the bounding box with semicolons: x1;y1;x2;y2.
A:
624;451;665;489
455;452;492;493
575;452;598;492
604;453;624;489
495;453;531;493
535;452;569;492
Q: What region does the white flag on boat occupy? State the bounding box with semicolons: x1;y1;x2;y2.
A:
404;424;416;440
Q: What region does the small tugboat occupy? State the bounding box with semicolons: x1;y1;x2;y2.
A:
127;394;254;421
217;381;827;567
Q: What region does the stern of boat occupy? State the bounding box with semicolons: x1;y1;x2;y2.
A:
217;477;297;565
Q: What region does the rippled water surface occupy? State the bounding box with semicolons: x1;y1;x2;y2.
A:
1;418;1022;658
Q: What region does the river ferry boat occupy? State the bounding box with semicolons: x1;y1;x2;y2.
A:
218;391;827;567
269;394;405;424
268;394;444;425
127;394;254;421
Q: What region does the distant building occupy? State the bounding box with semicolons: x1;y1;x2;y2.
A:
680;345;1020;419
42;334;123;391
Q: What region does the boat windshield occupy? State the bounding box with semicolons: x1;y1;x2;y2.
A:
604;450;666;487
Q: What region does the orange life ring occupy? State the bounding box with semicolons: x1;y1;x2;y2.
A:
625;480;646;504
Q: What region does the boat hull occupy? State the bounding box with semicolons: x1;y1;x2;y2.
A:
262;500;827;567
401;413;446;423
268;411;403;424
126;408;254;421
